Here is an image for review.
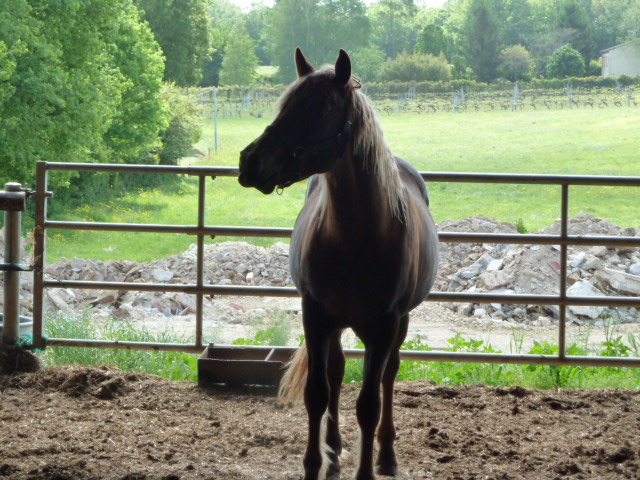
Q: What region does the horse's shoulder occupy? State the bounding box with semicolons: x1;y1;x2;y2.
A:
394;156;429;206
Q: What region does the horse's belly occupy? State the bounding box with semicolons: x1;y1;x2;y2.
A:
294;244;418;319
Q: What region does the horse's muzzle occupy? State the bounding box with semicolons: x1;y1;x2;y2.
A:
238;148;278;195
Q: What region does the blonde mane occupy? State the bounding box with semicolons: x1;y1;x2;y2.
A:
349;87;407;220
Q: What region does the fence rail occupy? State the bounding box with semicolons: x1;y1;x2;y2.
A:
32;161;640;368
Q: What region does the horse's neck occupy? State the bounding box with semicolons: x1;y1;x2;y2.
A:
321;149;396;235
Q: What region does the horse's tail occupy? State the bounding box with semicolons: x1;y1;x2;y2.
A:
278;342;308;405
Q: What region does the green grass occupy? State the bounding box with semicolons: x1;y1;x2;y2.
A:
344;330;640;390
41;313;198;381
40;312;640;389
44;107;640;262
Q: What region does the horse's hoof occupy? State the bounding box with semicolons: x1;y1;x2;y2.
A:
326;461;341;479
374;463;399;477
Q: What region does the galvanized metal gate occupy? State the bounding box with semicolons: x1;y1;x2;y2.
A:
24;161;640;368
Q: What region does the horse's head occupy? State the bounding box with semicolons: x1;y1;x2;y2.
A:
239;48;354;194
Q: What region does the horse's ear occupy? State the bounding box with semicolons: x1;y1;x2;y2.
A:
334;49;351;87
295;48;315;77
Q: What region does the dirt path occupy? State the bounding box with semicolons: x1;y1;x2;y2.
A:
1;365;639;480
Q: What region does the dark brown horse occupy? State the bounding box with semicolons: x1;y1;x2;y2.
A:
239;49;439;480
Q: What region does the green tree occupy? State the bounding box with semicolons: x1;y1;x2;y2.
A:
461;0;501;82
547;43;586;78
220;26;259;86
0;0;168;197
498;0;534;47
200;1;243;87
415;24;447;57
370;0;419;59
555;0;595;60
135;0;210;86
498;44;534;81
157;85;202;166
350;46;387;81
245;4;270;65
593;0;640;51
379;52;452;82
265;0;369;83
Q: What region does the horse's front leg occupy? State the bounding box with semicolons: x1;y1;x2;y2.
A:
375;314;409;476
354;315;401;480
325;330;345;477
302;296;333;480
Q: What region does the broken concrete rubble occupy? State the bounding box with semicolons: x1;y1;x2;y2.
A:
1;214;639;329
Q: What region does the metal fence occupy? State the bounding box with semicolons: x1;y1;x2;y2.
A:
30;160;640;368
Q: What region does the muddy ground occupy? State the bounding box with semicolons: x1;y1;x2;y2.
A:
1;365;639;480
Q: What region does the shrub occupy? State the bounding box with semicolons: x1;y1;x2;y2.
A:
498;45;534;82
547;44;586;79
157;84;202;166
379;52;452;83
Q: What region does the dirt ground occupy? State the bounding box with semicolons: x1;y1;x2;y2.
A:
1;365;639;480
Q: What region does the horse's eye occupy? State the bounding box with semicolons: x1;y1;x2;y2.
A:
293;146;306;159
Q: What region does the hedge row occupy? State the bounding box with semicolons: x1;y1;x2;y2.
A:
187;75;640;101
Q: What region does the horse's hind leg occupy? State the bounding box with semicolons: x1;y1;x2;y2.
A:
354;314;401;480
375;314;409;476
325;330;345;477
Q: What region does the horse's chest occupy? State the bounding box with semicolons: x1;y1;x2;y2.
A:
296;236;406;313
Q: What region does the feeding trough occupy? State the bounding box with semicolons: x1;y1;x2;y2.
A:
198;343;296;387
0;315;33;338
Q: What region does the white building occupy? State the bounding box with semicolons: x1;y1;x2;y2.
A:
601;40;640;77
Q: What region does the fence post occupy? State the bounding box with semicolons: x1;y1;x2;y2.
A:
1;182;26;345
214;87;219;153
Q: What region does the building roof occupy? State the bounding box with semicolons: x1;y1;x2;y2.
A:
601;39;640;54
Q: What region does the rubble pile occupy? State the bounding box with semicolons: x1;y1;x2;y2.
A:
2;214;640;327
40;241;292;319
441;213;640;326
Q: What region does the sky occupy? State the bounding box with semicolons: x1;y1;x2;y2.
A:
228;0;447;12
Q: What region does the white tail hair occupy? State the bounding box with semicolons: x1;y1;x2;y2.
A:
278;342;308;405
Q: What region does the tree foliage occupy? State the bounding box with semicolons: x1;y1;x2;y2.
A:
415;24;447;57
265;0;370;83
157;85;202;166
370;0;419;59
220;25;259;86
0;0;168;194
498;44;534;81
350;46;387;81
547;43;586;78
460;0;501;82
134;0;210;87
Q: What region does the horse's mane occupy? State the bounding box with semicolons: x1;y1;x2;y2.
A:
349;85;407;220
279;69;407;220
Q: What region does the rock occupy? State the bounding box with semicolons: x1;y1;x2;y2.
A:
596;268;640;296
582;255;601;271
570;251;587;268
473;308;487;318
629;263;640;276
152;269;174;282
459;266;481;279
46;289;71;312
486;258;503;272
589;246;608;258
481;271;508;290
566;281;606;319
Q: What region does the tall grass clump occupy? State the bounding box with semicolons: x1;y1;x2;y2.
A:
42;313;198;381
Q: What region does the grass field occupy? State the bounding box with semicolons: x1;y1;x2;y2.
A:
46;106;640;263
